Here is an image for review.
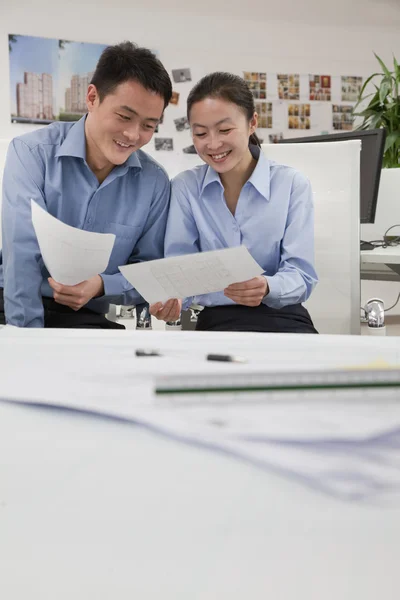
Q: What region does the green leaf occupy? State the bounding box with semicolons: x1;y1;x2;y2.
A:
384;132;400;152
374;53;392;78
393;55;400;81
379;80;392;105
356;72;380;102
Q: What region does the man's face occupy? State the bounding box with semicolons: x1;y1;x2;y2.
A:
85;79;164;169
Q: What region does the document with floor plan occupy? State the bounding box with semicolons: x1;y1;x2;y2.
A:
31;200;116;286
119;246;264;303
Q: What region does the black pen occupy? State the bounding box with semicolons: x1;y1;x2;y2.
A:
135;348;162;357
206;353;247;364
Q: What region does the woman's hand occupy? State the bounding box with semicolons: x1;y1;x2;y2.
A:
224;276;268;306
149;298;182;321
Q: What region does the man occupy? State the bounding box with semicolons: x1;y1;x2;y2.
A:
0;41;172;328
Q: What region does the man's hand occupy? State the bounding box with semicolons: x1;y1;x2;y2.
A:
150;298;182;322
224;276;268;306
48;275;104;311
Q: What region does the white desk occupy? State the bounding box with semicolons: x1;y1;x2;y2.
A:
1;329;400;600
361;245;400;281
1;400;400;600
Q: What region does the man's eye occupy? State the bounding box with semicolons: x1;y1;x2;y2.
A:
117;114;130;121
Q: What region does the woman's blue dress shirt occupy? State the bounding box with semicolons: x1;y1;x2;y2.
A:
0;116;170;327
165;146;318;310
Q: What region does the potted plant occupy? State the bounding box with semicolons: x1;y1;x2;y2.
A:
353;53;400;168
355;54;400;241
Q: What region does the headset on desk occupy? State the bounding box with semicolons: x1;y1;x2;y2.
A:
361;224;400;251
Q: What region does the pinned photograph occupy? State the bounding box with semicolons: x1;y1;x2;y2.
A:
288;104;310;129
268;133;284;143
170;91;180;105
309;74;331;101
255;102;272;129
332;104;354;130
182;144;197;154
174;116;190;132
172;68;192;83
341;76;363;102
278;74;299;100
155;137;174;151
243;71;267;101
8;34;107;124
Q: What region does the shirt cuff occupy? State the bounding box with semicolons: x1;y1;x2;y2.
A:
100;272;132;299
262;274;282;308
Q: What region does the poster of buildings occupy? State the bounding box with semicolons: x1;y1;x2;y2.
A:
332;104;354;131
9;34;107;124
309;75;331;101
277;74;299;100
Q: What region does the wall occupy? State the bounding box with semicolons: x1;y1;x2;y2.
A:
1;0;400;315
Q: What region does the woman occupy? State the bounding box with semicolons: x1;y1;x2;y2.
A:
150;72;318;333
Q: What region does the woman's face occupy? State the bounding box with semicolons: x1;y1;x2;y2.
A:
189;97;257;174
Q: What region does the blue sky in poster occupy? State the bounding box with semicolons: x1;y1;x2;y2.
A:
9;34;107;117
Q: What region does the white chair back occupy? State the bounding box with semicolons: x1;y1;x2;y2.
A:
262;141;361;334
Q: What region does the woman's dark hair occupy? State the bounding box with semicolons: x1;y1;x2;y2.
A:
91;41;172;109
187;72;261;147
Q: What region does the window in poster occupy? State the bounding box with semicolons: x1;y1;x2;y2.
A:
309;75;331;101
332;104;354;131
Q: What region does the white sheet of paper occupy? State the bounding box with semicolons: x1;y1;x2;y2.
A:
31;200;116;285
119;246;264;303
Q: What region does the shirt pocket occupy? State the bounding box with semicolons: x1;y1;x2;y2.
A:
101;222;142;271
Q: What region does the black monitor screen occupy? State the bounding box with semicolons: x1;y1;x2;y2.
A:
278;129;386;224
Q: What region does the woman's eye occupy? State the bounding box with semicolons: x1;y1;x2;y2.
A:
194;133;206;138
220;129;232;134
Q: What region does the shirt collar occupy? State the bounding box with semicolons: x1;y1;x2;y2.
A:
247;145;271;201
200;144;271;201
55;115;142;169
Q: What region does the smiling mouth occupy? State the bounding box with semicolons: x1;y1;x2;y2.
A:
114;139;134;149
209;150;231;161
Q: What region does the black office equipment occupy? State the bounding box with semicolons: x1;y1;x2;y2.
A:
278;129;386;224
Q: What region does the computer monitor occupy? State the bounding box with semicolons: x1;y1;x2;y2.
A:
278;128;386;223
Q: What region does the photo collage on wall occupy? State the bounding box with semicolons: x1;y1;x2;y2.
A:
278;74;300;100
332;105;354;131
288;103;311;130
341;76;363;102
7;34;365;164
154;67;193;154
243;72;271;132
309;75;331;101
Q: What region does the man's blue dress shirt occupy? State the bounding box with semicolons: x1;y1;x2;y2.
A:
0;116;170;327
165;147;318;310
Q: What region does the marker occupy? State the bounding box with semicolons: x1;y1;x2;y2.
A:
206;353;247;364
135;349;162;357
